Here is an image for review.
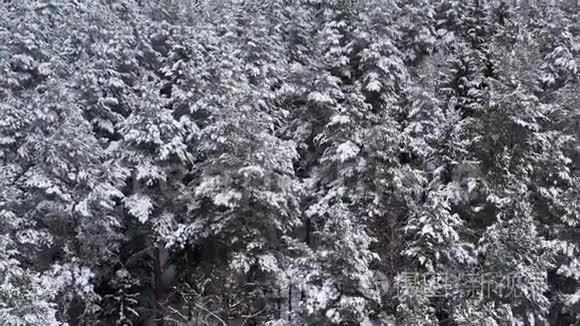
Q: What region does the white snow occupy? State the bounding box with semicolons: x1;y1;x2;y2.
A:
213;190;242;208
308;91;335;104
336;141;360;162
365;79;382;92
329;114;350;125
124;194;153;223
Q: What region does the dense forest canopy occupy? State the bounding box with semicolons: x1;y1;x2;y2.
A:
1;0;579;325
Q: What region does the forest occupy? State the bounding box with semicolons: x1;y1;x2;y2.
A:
1;0;579;325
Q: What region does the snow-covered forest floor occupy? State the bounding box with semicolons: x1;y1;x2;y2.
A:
1;0;580;325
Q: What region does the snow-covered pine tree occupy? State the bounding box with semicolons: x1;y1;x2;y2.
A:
398;0;438;65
